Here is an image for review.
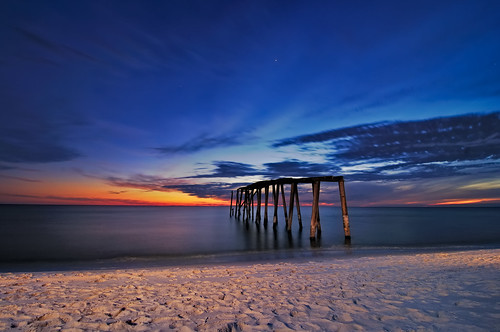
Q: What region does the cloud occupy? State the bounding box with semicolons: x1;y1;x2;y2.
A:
0;91;85;164
273;112;500;180
188;161;259;178
105;174;182;192
162;183;244;199
3;193;166;206
14;26;99;63
0;164;15;171
0;174;41;183
0;114;81;163
108;190;128;195
102;172;242;200
187;159;339;179
263;160;339;178
0;141;80;164
154;133;247;155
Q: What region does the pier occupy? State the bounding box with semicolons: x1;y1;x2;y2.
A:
229;176;351;240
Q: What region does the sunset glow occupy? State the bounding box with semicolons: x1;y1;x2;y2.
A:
1;1;499;206
431;198;500;206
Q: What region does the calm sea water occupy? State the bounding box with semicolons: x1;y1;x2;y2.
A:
1;205;499;271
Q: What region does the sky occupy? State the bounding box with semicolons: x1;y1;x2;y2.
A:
1;0;499;207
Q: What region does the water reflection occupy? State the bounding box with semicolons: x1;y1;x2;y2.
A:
2;206;499;265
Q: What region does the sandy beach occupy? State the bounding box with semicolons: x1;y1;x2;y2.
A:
1;249;499;331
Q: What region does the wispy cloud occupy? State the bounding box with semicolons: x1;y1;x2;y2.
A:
263;160;339;178
0;174;41;183
162;183;244;199
188;161;259;178
3;193;165;206
105;174;184;192
273;112;500;180
187;159;338;179
102;173;241;200
0;92;85;164
154;133;248;155
0;119;81;163
14;26;99;64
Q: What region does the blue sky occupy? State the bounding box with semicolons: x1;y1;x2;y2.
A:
1;0;499;206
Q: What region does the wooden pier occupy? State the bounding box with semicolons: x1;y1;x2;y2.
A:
229;176;351;240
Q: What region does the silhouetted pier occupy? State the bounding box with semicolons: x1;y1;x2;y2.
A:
229;176;351;241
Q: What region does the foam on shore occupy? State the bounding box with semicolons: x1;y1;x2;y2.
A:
1;249;499;331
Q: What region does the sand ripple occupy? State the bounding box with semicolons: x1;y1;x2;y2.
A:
1;249;499;331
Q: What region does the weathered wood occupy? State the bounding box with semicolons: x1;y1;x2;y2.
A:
280;184;288;222
272;184;278;228
247;189;251;223
310;181;320;238
256;188;262;223
251;189;254;222
235;189;238;218
237;189;242;219
287;183;296;232
338;179;351;239
264;185;269;226
242;190;246;221
230;191;233;216
232;175;351;240
244;189;248;222
235;176;343;192
294;183;303;229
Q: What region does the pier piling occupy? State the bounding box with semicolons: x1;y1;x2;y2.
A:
230;191;233;216
230;176;351;241
264;186;269;226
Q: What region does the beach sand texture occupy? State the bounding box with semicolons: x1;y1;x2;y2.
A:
1;249;499;331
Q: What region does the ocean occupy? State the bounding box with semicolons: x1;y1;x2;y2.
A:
1;205;499;272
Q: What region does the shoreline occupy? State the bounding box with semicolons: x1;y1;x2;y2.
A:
1;248;499;331
1;243;499;273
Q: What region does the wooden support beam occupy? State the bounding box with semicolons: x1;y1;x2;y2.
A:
230;190;233;216
256;188;262;224
251;189;254;222
236;189;239;218
242;190;246;221
294;184;303;229
272;184;278;228
280;184;288;222
264;185;269;226
287;183;296;232
235;175;351;241
310;181;321;238
246;189;251;223
338;179;351;240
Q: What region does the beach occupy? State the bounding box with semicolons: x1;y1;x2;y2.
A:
1;249;499;331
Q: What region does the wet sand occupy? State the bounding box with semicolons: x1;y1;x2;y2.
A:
1;249;499;331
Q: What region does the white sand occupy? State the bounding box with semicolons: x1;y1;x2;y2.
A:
1;249;499;331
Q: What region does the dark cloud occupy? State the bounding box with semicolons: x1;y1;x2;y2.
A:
105;174;177;192
334;113;499;164
0;164;15;171
102;172;243;200
108;190;127;195
187;159;339;179
273;112;500;180
4;193;163;205
14;26;99;63
0;110;81;163
263;160;339;178
162;183;245;200
0;141;80;164
188;161;258;178
154;133;246;154
0;174;41;183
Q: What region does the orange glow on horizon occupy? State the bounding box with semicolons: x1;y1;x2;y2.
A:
431;198;500;206
0;176;229;206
